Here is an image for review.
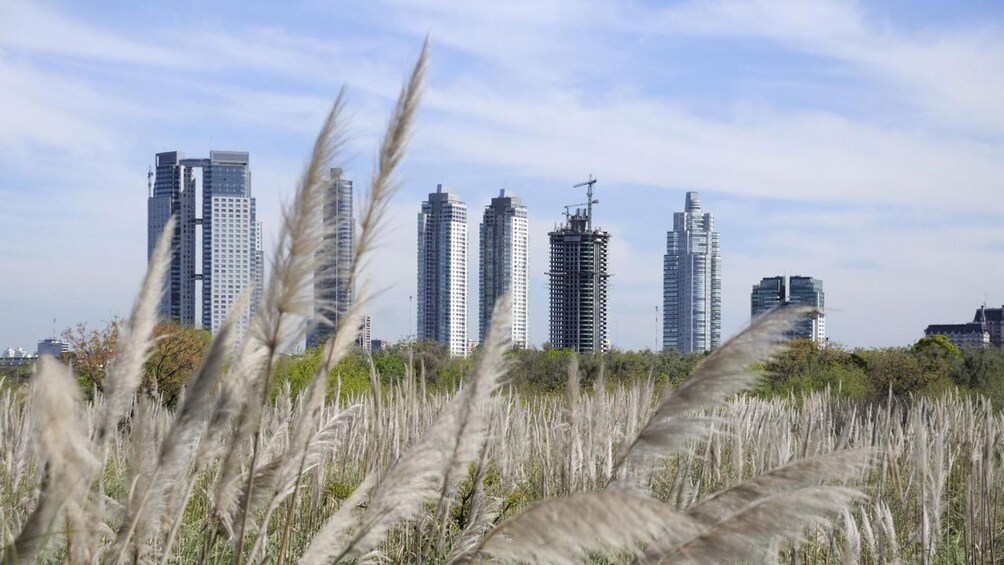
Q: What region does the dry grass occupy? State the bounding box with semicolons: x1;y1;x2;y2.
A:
3;41;1002;564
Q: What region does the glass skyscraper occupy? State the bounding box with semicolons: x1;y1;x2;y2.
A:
663;192;721;353
148;151;197;325
307;168;354;349
417;185;469;358
479;190;528;348
147;150;260;340
751;275;826;343
788;276;825;343
751;276;786;319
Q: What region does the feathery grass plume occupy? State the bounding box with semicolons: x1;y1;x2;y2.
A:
246;406;359;563
211;93;345;552
3;357;99;564
318;294;512;561
95;215;174;449
685;449;876;525
111;290;244;563
611;304;815;487
279;39;427;564
298;475;376;565
444;445;499;565
649;486;867;564
472;491;704;564
842;509;861;565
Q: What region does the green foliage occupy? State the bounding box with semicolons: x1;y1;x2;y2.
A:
758;340;870;399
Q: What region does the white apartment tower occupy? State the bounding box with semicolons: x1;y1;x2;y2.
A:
417;185;469;357
147;150;260;340
479;190;529;348
201;151;257;336
663;192;722;353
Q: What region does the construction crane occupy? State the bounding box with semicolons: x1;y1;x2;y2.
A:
562;199;599;220
571;174;598;229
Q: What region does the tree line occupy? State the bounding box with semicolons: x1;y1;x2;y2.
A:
4;318;1003;407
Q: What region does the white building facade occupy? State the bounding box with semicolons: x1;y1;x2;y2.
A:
479;190;528;348
417;185;469;357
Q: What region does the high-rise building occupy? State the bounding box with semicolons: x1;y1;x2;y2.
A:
199;151;256;336
36;338;69;359
147;150;260;339
750;275;826;343
479;189;529;348
548;182;610;353
417;185;468;357
148;151;197;325
307;168;355;348
788;276;825;342
663;192;721;353
751;276;786;319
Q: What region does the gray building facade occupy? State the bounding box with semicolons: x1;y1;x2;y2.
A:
308;168;355;348
663;192;721;353
148;151;197;325
548;211;610;353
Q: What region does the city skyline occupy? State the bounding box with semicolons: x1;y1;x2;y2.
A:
2;1;1003;352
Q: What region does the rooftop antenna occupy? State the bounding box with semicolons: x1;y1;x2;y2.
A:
568;174;599;228
147;166;153;197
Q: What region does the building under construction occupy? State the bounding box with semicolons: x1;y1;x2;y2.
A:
548;178;611;353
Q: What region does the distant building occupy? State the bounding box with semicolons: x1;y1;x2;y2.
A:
308;168;355;349
356;316;372;352
479;189;529;348
417;185;469;357
664;192;721;353
751;276;786;318
148;151;197;325
974;305;1003;347
750;275;826;343
148;150;261;340
788;276;826;343
370;339;390;351
925;323;990;349
548;182;610;353
1;347;36;368
36;338;69;359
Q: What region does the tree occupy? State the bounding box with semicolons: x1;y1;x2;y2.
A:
61;318;122;393
62;318;211;404
144;322;212;406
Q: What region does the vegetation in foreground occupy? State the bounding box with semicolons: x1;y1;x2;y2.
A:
3;42;1002;565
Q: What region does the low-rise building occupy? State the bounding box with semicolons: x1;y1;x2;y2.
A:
924;322;990;349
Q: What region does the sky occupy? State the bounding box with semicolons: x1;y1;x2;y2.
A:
1;0;1003;352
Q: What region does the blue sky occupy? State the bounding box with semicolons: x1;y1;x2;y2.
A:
1;0;1003;351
